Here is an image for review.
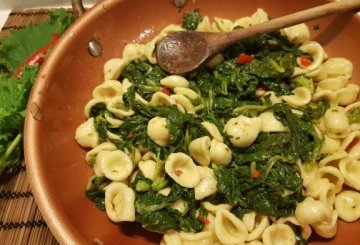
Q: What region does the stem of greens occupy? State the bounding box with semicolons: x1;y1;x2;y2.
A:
0;133;23;176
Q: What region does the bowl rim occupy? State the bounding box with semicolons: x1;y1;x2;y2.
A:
23;0;122;243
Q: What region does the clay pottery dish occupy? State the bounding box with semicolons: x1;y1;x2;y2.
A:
24;0;360;244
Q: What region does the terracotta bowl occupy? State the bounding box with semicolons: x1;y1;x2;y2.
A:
24;0;360;244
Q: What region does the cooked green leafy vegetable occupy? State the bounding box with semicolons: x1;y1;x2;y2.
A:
131;172;204;233
348;107;360;124
214;159;304;217
86;176;111;211
0;9;74;177
181;8;203;30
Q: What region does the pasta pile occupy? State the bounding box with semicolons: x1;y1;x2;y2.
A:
75;9;360;245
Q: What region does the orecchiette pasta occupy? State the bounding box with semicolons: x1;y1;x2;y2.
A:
316;75;348;91
85;142;117;166
84;99;105;118
173;87;199;100
293;41;326;76
295;197;332;225
93;150;110;177
165;153;201;188
245;214;269;241
259;111;288;132
317;166;344;194
150;92;176;107
262;91;282;104
100;150;134;181
147;117;171;146
201;121;224;142
322;57;353;78
188;136;211;166
194;166;217;200
103;58;128;81
335;190;360;222
138;160;156;180
277;216;312;240
214;208;248;245
262;223;296;245
106;96;135;119
92;80;123;101
339;157;360;190
323;107;350;139
171;199;188;215
179;231;214;245
312;210;338;238
105;182;135;222
320;135;341;155
160;75;189;89
161;231;182;245
170;94;196;113
340;131;360;159
203;202;232;215
122;43;145;61
281;87;312;108
209;139;232;166
224;116;262;148
281;23;310;44
75;117;99;148
337;84;360;106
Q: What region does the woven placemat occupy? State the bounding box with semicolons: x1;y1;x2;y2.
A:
0;8;74;245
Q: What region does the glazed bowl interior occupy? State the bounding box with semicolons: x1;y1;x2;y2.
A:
24;0;360;244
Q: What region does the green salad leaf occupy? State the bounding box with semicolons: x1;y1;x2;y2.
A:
0;9;74;177
0;9;74;73
0;67;38;176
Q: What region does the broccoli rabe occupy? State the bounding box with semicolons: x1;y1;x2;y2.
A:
348;107;360;124
291;75;314;93
131;172;204;233
181;8;203;30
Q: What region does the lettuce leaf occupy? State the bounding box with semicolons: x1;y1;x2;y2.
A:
0;66;38;176
0;9;74;177
0;9;74;73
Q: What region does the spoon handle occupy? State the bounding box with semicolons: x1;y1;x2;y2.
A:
212;0;360;51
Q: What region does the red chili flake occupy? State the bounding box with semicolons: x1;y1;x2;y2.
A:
251;169;261;179
237;53;254;65
299;55;313;68
127;132;133;139
160;87;171;96
175;169;183;176
346;137;360;153
198;215;210;225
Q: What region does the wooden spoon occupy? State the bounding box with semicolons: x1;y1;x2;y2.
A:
156;0;360;74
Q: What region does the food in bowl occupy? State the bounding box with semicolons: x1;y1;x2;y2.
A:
74;8;360;245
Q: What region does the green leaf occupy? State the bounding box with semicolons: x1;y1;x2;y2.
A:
182;9;203;30
0;9;74;73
